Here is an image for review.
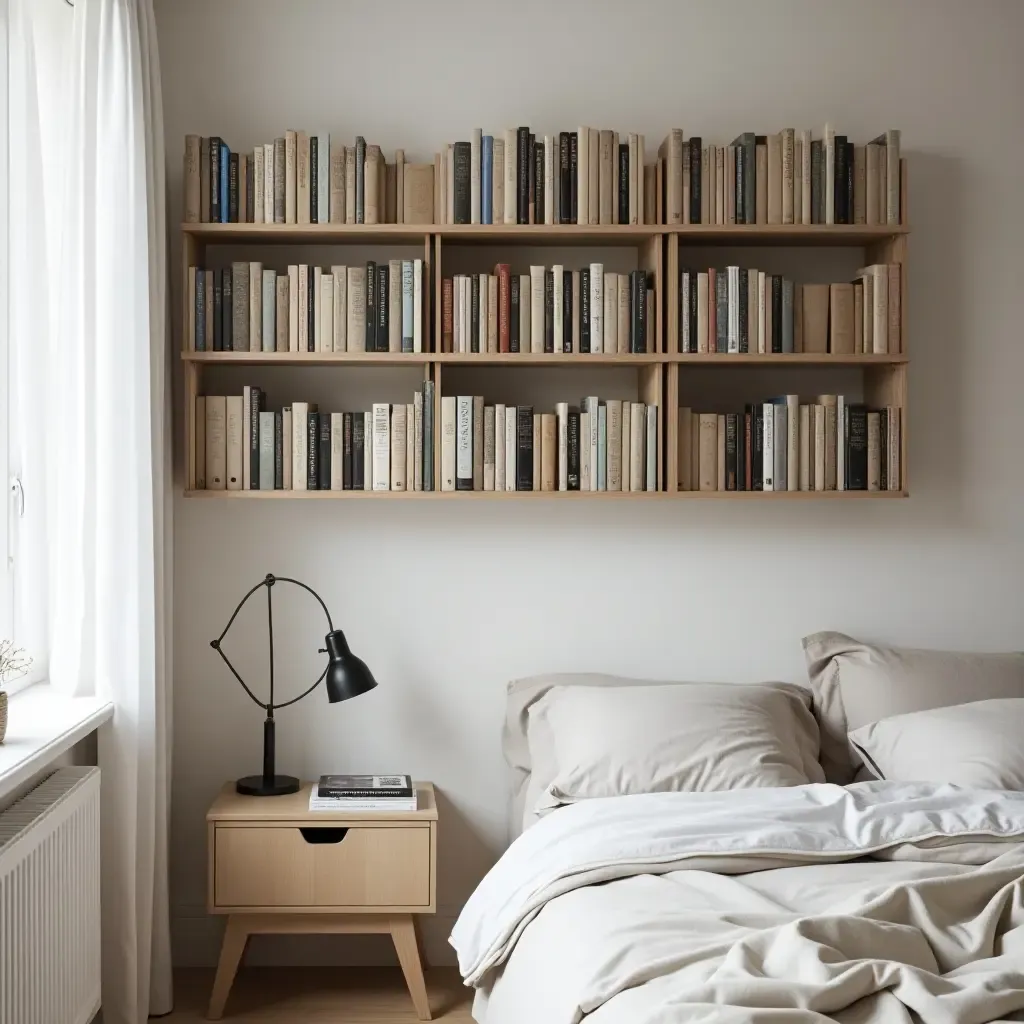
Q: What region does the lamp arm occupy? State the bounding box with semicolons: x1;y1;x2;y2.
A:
211;643;271;711
269;575;335;632
271;665;328;710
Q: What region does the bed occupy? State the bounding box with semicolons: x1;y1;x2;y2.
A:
450;635;1024;1024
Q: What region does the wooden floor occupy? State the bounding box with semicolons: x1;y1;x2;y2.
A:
168;967;474;1022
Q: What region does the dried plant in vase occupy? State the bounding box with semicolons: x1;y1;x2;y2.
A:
0;640;32;743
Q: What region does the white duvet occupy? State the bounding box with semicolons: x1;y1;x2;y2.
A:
450;782;1024;1023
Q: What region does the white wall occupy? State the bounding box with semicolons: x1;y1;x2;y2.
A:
156;0;1024;967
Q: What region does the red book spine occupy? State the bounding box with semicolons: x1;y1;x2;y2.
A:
442;277;454;352
497;263;511;352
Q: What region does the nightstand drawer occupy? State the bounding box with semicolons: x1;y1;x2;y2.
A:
214;825;431;909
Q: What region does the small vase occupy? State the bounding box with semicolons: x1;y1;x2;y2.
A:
0;691;6;743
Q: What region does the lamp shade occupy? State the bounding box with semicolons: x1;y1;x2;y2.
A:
323;629;378;703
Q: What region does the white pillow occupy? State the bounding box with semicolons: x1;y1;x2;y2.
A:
850;698;1024;788
528;682;824;814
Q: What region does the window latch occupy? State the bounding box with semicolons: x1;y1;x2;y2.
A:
10;476;24;518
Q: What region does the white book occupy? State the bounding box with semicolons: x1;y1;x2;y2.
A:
288;265;299;352
413;391;424;492
544;134;554;224
483;405;495;491
494;404;506;492
347;266;366;352
492;136;504;226
530;267;545;352
263;142;274;224
617;274;629;353
757;272;767;354
320;272;334;352
226;395;243;491
297;264;308;352
800;130;812;225
520;275;531;353
330;413;344;491
727;266;739;354
440;396;456;491
292;401;309;491
453;276;462;353
478;273;488;355
762;402;774;491
241;386;251;489
413;258;423;352
470;128;482;224
317;133;329;224
463;276;472;353
503;129;517;224
603;273;617;355
372;403;390;491
586;395;599;491
580;412;590;490
249;261;262;352
645;405;657;491
331;266;346;351
696;272;709;353
504;407;516;491
363;411;372;489
836;394;846;491
391;403;407;491
824;122;835;225
552;266;564;352
589;264;603;354
628;402;644;492
406;401;415;493
282;407;292;489
556;402;568;490
787;394;800;491
312;267;322;351
620;402;631;492
456;396;473;489
577;126;590;225
253;145;265;224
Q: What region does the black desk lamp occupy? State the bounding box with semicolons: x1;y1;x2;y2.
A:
210;574;377;796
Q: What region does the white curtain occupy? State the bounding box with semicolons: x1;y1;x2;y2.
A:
8;0;173;1020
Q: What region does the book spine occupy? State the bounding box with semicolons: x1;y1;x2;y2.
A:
354;136;366;223
516;128;530;224
559;132;571;223
309;136;318;223
544;270;554;353
422;380;434;491
516;406;534;490
509;274;520;353
811;139;822;224
618;144;629;224
569;132;579;222
390;403;407;491
372;402;390;490
305;411;319;490
376;263;389;353
470;274;480;354
469;129;481;224
481;134;492;225
248;385;262;488
589;263;603;354
834;135;848;223
228;151;239;223
319;412;332;491
562;270;573;353
365;261;377;352
401;261;414;352
497;264;511;352
442;277;454;352
580;267;590;353
567;410;580;490
577;127;589;225
452;141;470;224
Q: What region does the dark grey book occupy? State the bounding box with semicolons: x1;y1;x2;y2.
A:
846;404;868;489
527;133;535;219
377;263;389;353
510;274;520;352
352;413;365;490
580;267;590;353
194;270;205;351
544;270;554;353
365;261;377;352
355;136;366;223
317;774;412;798
716;269;728;353
567;409;581;490
689;137;702;224
517;127;530;224
834;135;848;224
630;270;647;354
781;279;794;353
209;135;222;222
249;386;263;489
231;261;248;352
228;152;239;222
738;270;749;353
739;410;748;491
725;412;738;491
274;411;284;489
751;404;763;490
221;267;232;350
879;411;888;491
533;140;544;221
306;411;319;490
516;406;534;491
307;264;316;352
470;273;479;353
453;140;471;224
569;131;579;222
422;380;434;491
811;139;823;224
342;412;353;490
771;275;782;353
318;412;331;491
310;135;318;223
562;269;573;352
688;271;698;353
845;140;855;228
773;401;787;492
731;132;755;224
212;270;222;351
618;143;629;223
559;132;571;223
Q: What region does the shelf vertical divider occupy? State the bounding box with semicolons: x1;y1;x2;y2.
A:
183;230;200;490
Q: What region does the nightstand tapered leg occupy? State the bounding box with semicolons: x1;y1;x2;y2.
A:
390;914;432;1020
207;915;250;1020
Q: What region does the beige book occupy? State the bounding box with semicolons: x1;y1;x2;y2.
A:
503;129;517;224
636;135;645;224
532;413;541;489
755;142;767;224
395;149;405;223
612;131;621;226
589;263;603;354
364;145;381;224
328;414;343;491
726;145;736;224
225;395;243;491
603;274;618;354
472;396;484;490
492;136;504;226
433;152;443;225
678;407;692;490
757;271;766;353
605;400;622;491
716;414;727;491
275;275;289;352
529;266;545;353
874;130;901;224
478;273;488;354
888;264;901;353
859;269;874;354
544;134;555;224
700;145;711;224
781;128;795;224
390;403;407;491
347;266;366;351
320;143;341;224
194;395;207;489
798;404;810;490
318;272;333;353
793;138;802;226
588;129;599;224
715;146;724;224
184;135;201;222
748;269;760;352
199;138;210;222
331;266;346;351
829;283;855;354
616;274;629;353
296;131;310;225
578;127;591;225
248;262;262;352
852;145;866;224
696;272;709;353
853;280;864;353
312;267;322;351
344;147;356;223
644;163;656;225
384;162;397;223
446;143;455;225
813;404;825;490
786;394;800;491
205;395;226;490
698;413;717;491
599;129;615;224
888;407;901;490
239;154;248;224
794;282;804;352
800;130;812;224
487;275;498;353
690;411;700;491
253;145;265;224
857;264;888;353
287;265;298;351
572;271;581;352
767;133;782;224
397;163;433;226
866;144;880;226
802;283;830;354
187;268;195;349
629;402;646;492
621;402;631;492
627;133;638;224
520;274;531;353
387;260;402;352
539;413;557;491
818;395;837;490
867;411;881;491
824;122;835;225
661;129;683;225
469;128;482;224
297;264;308;352
285;130;297;224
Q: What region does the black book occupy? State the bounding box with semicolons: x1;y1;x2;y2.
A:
310;136;318;222
213;270;223;351
751;405;764;490
317;774;413;798
688;271;698;353
248;386;263;489
365;262;377;352
559;132;571;223
771;275;782;353
811;140;823;224
738;410;748;491
677;270;686;353
228;152;239;223
195;272;205;351
846;404;867;490
567;409;581;490
273;411;284;489
245;154;254;223
342;412;353;490
725;413;738;490
307;265;316;352
738;269;749;353
209;136;222;222
470;274;480;353
732;132;756;224
221;266;232;350
733;145;744;224
580;267;590;353
845;141;855;228
528;133;536;220
834;135;848;224
534;140;544;222
307;412;320;490
377;263;389;353
516;406;534;491
516;127;530;224
352;413;365;490
631;270;647;354
689;137;702;223
562;269;573;353
453;141;471;224
569;131;578;222
715;270;728;353
510;274;520;352
879;411;888;491
318;413;331;491
544;270;554;353
618;144;629;223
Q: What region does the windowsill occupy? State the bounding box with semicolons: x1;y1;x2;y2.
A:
0;683;114;801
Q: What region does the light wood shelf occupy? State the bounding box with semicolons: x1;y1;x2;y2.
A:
183;488;907;501
181;223;431;243
666;353;907;366
182;351;432;365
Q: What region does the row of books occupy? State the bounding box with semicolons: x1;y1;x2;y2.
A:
183;134;436;226
186;260;425;354
440;397;658;493
194;385;435;492
660;127;901;226
438;128;650;226
678;396;901;492
678;263;901;355
443;265;652;355
310;775;417;812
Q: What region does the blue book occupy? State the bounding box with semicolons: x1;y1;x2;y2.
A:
597;403;607;491
194;269;205;351
401;260;414;352
481;135;493;224
219;143;230;223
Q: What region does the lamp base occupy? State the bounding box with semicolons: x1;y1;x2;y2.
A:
236;774;300;797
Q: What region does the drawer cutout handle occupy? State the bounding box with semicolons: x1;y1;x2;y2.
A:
299;827;349;845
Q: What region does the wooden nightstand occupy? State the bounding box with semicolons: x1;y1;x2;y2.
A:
205;781;437;1020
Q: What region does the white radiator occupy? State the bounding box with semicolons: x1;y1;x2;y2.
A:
0;766;101;1024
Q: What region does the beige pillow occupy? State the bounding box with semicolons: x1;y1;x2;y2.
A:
528;682;824;814
851;698;1024;788
803;632;1024;784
